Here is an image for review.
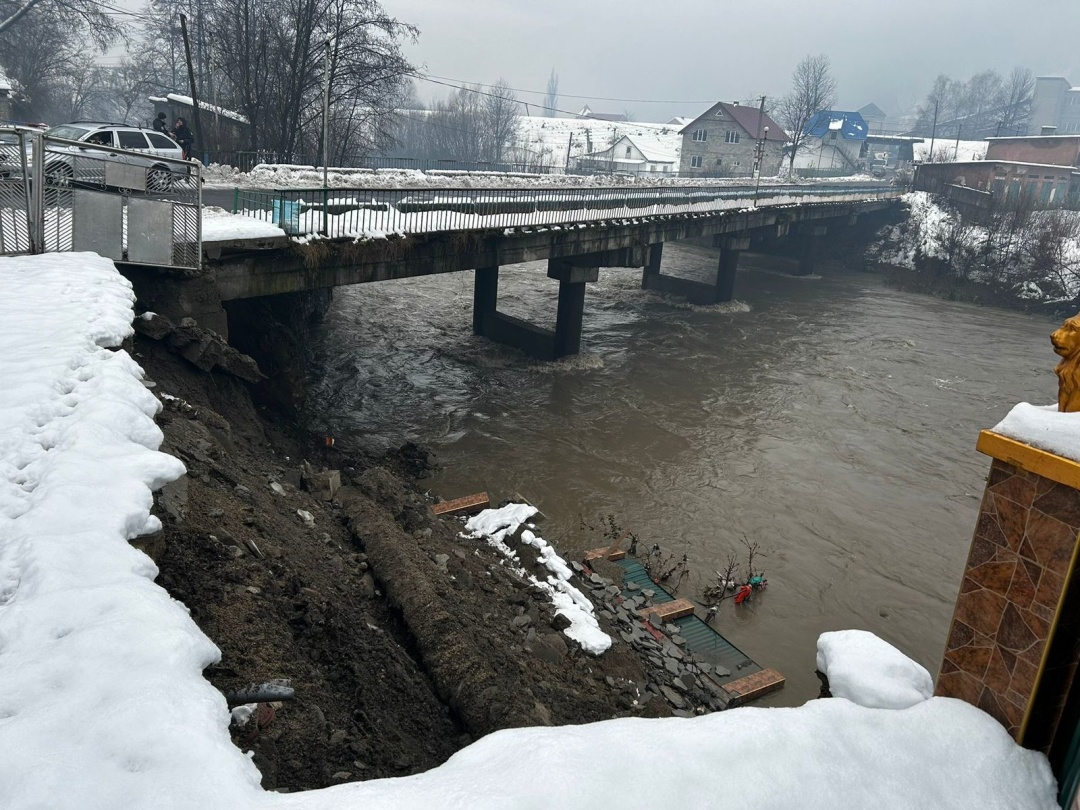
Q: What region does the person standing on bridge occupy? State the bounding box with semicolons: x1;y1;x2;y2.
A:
172;117;195;161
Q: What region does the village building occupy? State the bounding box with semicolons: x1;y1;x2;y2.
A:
914;134;1080;207
576;105;628;123
573;131;678;177
1030;77;1080;136
677;101;786;178
857;102;888;134
148;93;251;157
792;110;869;174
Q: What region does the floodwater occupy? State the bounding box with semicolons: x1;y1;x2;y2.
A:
305;242;1058;705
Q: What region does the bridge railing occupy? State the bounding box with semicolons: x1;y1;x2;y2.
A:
230;182;902;239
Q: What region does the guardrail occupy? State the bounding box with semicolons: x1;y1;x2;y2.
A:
229;182;902;239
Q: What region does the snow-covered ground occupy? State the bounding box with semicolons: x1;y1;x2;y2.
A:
0;251;1060;809
516;115;683;170
914;139;988;163
203;162;882;191
202;206;286;242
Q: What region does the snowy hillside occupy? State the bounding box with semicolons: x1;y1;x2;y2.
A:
516;115;683;169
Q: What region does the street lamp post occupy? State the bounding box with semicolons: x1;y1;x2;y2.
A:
754;126;769;206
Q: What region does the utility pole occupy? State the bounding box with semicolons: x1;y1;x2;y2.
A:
954;124;962;161
753;96;767;206
179;13;205;164
927;99;939;163
565;132;573;170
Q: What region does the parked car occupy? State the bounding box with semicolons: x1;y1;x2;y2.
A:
35;122;189;191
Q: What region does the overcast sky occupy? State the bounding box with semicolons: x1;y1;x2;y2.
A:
390;0;1080;123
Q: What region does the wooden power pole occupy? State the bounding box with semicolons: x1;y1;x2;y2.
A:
179;13;206;163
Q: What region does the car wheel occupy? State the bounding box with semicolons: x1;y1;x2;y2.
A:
147;166;172;193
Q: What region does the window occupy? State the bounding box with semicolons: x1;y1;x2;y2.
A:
732;160;741;167
648;164;655;171
725;130;740;144
625;146;632;158
690;155;702;168
715;158;723;166
84;131;114;146
692;129;707;142
117;131;150;149
662;164;669;172
148;133;177;149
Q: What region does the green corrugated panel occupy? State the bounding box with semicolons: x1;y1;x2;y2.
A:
617;559;758;681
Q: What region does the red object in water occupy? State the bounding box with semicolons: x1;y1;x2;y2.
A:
734;585;753;604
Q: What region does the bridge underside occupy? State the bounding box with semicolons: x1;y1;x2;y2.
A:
131;198;897;360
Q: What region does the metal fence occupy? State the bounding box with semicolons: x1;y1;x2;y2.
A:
207;151;557;175
0;126;201;269
231;182;902;239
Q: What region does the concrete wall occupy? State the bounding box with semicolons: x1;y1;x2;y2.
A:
793;137;864;171
986;136;1080;167
914;160;1076;205
679;107;784;178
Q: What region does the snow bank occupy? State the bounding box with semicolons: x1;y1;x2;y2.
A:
202;205;286;241
464;503;611;654
915;139;988;163
276;695;1055;810
816;630;933;709
0;253;263;810
993;403;1080;461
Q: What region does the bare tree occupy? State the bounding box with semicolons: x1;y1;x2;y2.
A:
543;68;558;118
484;78;520;163
777;53;838;173
998;67;1035;135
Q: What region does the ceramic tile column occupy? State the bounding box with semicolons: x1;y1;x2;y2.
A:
937;431;1080;742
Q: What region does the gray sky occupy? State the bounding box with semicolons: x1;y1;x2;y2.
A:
391;0;1080;123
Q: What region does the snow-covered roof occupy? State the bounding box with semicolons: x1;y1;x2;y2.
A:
148;93;249;125
0;69;11;94
804;111;869;140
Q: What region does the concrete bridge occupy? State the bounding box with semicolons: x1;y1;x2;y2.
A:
134;182;902;361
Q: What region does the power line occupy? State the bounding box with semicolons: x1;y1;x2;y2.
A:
415;71;715;107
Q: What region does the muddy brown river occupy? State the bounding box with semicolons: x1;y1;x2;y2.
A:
305;241;1058;705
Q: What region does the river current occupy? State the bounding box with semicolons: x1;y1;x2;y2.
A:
305;242;1057;704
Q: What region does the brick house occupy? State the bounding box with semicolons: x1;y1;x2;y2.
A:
677;102;786;178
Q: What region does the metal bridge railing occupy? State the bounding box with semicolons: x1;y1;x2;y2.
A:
230;182;902;239
0;126;201;269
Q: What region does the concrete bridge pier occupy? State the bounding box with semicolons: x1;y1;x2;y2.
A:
796;225;828;276
641;242;664;288
471;258;599;360
715;236;750;302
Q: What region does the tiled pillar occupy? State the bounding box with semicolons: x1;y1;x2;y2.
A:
937;431;1080;742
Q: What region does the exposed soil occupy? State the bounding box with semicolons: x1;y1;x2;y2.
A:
134;325;715;794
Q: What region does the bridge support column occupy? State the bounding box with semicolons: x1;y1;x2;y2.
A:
797;225;827;276
472;265;499;335
716;237;750;303
641;242;663;288
549;258;597;358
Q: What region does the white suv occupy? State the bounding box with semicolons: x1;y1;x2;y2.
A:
41;122;188;191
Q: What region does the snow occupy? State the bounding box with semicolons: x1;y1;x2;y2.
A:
816;630;933;709
201;205;286;241
149;93;249;125
516;115;682;171
992;403;1080;461
463;503;612;654
915;139;989;163
0;255;1059;807
0;252;263;809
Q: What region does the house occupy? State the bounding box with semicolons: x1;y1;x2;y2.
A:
793;110;869;174
1030;77;1080;135
857;102;887;134
148;93;250;155
576;105;628;123
677;101;786;178
913;133;1080;208
666;116;693;127
573;132;678;177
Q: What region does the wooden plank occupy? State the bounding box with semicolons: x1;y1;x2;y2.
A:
977;430;1080;491
724;668;786;703
584;546;627;562
636;598;695;622
431;492;490;517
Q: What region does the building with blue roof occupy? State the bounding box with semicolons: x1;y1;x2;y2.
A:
793;110;870;175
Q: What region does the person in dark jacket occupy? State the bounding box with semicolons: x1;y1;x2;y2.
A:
152;112;169;135
172;117;195;160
